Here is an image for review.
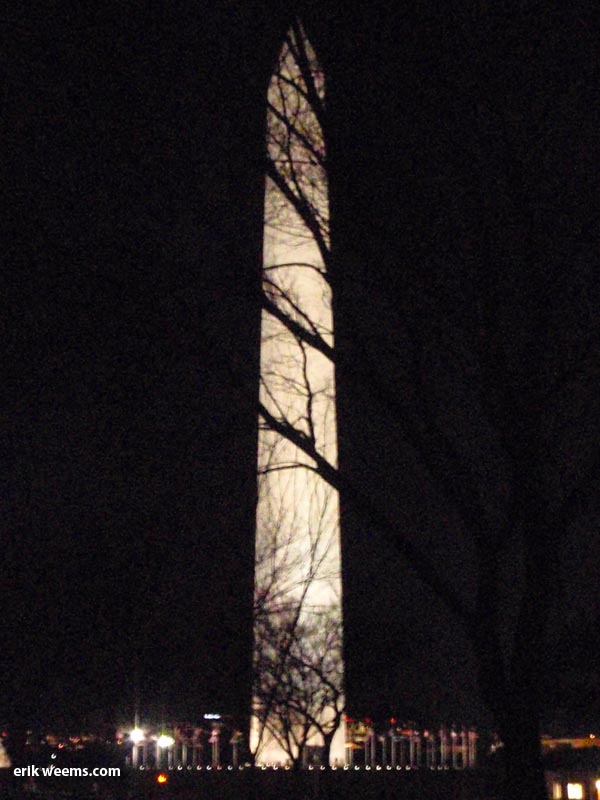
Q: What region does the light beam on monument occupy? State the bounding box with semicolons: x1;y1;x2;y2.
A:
251;23;345;766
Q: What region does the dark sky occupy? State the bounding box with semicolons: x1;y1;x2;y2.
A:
3;2;600;738
2;2;273;730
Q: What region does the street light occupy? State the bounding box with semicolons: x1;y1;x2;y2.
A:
157;735;175;748
156;735;175;770
130;728;145;744
129;728;145;769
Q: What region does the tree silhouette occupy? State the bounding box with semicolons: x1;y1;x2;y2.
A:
257;14;600;800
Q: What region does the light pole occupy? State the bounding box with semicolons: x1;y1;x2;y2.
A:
156;734;175;770
230;731;243;768
468;729;478;768
209;726;220;767
451;728;458;769
439;727;448;768
129;728;145;769
379;735;387;767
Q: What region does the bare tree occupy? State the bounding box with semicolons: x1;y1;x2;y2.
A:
253;599;344;767
256;15;600;800
252;456;344;766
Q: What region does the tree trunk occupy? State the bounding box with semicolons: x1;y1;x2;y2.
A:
499;709;548;800
475;610;549;800
322;732;334;766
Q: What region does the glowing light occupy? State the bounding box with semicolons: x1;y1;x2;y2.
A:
156;735;174;748
129;728;145;744
203;714;221;720
595;779;600;790
156;773;168;785
567;784;583;800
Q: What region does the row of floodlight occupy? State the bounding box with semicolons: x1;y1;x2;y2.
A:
137;763;457;772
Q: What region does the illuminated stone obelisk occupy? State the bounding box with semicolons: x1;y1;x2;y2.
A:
250;27;345;766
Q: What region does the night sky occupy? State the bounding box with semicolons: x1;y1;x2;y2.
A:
3;3;270;730
3;3;600;739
